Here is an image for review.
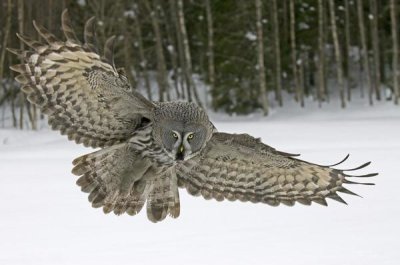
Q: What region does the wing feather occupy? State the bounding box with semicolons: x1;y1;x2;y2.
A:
9;10;155;148
177;132;377;206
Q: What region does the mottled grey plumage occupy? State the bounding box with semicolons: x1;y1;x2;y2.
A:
9;10;377;223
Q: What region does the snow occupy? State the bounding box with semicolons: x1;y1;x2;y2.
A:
1;97;400;265
123;10;136;19
298;22;310;30
245;32;257;41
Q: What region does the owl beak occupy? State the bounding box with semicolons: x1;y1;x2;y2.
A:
176;144;185;161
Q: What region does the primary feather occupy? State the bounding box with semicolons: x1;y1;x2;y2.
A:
10;10;154;148
176;133;376;206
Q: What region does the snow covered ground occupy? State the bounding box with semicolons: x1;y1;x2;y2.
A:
1;98;400;265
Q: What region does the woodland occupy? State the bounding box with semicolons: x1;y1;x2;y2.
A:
0;0;399;129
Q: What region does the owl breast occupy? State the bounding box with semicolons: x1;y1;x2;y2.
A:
128;124;175;167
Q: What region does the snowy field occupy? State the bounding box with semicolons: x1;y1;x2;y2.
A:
1;98;400;265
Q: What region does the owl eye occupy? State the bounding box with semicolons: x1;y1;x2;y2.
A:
187;133;194;140
172;132;178;139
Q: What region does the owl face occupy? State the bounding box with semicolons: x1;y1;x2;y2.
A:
161;121;207;161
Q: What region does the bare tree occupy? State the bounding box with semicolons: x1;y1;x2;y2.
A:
255;0;268;115
271;0;282;106
122;7;136;88
290;0;301;105
176;0;202;106
133;7;152;101
298;54;305;107
390;0;399;104
344;0;352;101
0;0;12;95
169;0;187;100
357;0;373;105
145;0;169;101
205;0;215;107
370;0;381;101
18;0;25;129
317;0;326;104
328;0;345;108
159;3;180;99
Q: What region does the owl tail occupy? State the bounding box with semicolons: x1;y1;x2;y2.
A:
71;143;149;217
146;169;180;223
71;143;180;222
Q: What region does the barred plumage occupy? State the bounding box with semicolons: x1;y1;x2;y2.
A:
9;10;377;223
177;133;375;206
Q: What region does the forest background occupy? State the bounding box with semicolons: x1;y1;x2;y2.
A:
0;0;399;129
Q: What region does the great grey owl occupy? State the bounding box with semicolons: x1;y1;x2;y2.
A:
9;10;376;222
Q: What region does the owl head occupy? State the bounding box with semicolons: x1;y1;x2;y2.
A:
153;102;214;161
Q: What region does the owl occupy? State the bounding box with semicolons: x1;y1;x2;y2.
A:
9;10;377;222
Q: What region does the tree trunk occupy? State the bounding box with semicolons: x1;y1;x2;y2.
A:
390;0;399;104
255;0;268;115
205;0;215;108
8;53;17;128
122;12;136;89
299;54;305;107
18;0;24;129
0;0;12;95
344;0;352;101
378;0;386;89
357;0;373;105
317;0;326;104
282;0;288;51
328;0;345;108
176;0;202;106
146;0;169;102
289;0;300;105
370;0;381;101
169;0;187;100
160;4;180;99
133;9;152;101
271;0;282;107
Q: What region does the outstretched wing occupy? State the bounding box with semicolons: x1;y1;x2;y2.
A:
9;10;154;148
177;132;376;206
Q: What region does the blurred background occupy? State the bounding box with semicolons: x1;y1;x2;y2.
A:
0;0;400;129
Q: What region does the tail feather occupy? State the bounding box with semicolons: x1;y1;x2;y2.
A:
146;169;180;223
71;144;179;222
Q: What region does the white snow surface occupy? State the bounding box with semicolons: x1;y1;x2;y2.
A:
1;98;400;265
